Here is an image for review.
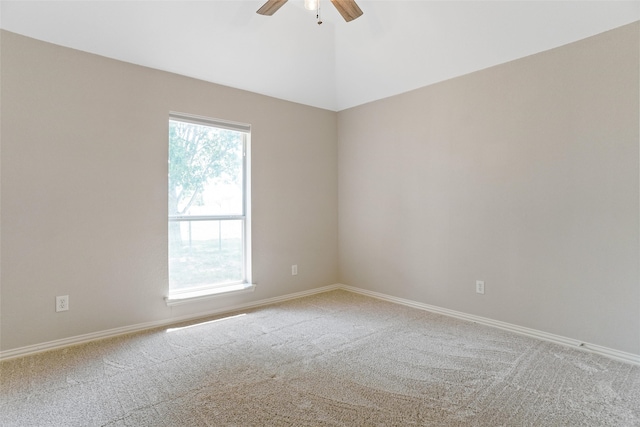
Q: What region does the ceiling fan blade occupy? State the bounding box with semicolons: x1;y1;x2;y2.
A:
256;0;288;16
330;0;363;22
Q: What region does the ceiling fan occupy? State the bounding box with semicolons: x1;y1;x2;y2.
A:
257;0;363;23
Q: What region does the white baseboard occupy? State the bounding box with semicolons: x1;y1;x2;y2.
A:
337;284;640;366
0;284;341;361
2;282;638;366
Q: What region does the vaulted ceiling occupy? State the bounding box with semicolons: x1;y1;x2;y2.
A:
1;1;638;111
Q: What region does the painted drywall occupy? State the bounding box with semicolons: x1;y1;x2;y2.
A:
338;22;640;354
0;31;338;351
2;22;639;357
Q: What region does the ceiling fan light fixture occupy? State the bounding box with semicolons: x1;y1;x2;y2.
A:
257;0;362;22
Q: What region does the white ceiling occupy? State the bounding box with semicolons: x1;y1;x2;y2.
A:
1;1;638;111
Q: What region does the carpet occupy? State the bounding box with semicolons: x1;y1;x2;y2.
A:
1;290;639;426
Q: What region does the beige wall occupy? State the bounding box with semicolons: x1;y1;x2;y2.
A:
338;22;640;354
2;22;639;356
0;31;338;351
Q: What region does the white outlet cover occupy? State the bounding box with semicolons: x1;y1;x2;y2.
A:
476;281;485;294
56;295;69;312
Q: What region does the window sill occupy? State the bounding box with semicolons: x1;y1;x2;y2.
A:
165;283;256;306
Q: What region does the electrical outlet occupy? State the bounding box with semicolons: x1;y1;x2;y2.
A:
476;281;485;295
56;295;69;312
291;265;298;276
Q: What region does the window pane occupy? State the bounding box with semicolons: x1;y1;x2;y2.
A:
169;120;244;217
168;114;250;296
169;220;244;290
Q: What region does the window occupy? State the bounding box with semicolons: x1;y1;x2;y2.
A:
167;113;252;303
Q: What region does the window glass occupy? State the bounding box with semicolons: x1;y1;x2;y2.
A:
168;115;249;294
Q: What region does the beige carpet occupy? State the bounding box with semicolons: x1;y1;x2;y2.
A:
1;290;639;426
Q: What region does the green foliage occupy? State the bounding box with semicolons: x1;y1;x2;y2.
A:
169;238;243;289
168;120;243;215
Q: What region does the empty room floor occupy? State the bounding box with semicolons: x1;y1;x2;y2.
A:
1;290;639;426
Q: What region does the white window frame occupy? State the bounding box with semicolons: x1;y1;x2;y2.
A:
165;112;254;305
